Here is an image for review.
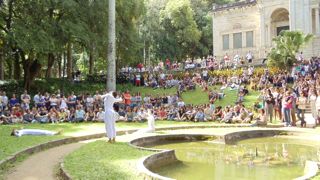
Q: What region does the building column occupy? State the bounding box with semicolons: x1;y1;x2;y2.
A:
316;8;320;34
212;14;215;56
260;8;266;48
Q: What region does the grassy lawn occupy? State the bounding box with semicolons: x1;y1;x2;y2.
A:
0;121;220;162
0;86;260;162
63;141;152;180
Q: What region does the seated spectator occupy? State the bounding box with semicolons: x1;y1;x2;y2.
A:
11;106;23;123
23;109;35;123
58;108;68;122
157;107;167;120
48;107;59;124
96;108;105;122
117;107;126;121
85;108;95;122
35;107;49;123
195;108;205;122
74;106;85;123
126;107;135;122
68;107;75;122
251;109;267;126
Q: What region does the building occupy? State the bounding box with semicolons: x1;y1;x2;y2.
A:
212;0;320;62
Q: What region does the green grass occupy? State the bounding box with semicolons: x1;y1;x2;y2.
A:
64;141;152;180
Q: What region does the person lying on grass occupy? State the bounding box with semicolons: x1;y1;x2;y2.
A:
10;128;61;137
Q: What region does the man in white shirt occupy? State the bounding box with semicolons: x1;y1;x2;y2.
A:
101;91;122;143
246;51;253;64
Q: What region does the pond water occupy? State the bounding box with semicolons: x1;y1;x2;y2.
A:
151;137;320;180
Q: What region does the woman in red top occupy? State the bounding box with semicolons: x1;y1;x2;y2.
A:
123;91;131;107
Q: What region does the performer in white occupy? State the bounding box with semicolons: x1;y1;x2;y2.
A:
11;129;60;137
135;109;155;134
101;91;122;143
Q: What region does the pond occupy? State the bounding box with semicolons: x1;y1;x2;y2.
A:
151;137;320;180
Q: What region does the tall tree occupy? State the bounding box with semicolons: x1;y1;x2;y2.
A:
107;0;116;91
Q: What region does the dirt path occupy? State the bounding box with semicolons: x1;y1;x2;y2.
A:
5;142;86;180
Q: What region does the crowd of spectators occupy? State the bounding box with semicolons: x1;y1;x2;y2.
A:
1;55;320;127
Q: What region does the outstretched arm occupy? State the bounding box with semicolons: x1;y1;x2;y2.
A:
114;97;123;103
101;93;112;99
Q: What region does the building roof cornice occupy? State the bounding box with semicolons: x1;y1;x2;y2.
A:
212;0;258;12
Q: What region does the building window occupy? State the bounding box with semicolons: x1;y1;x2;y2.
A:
222;34;229;50
233;33;242;49
246;31;253;47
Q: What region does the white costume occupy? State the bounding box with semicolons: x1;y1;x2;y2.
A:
135;110;155;134
101;92;122;139
14;129;57;137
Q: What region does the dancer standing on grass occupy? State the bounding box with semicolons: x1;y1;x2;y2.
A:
101;91;122;143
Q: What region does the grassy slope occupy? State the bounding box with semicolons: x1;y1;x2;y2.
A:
63;141;152;180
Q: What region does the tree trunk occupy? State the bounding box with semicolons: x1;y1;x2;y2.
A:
107;0;116;91
23;59;41;91
13;49;20;80
45;53;55;78
6;58;13;79
58;54;62;78
0;50;4;80
67;42;73;80
89;48;94;75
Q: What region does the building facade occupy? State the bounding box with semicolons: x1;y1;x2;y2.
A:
212;0;320;62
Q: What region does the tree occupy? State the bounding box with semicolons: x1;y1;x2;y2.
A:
107;0;116;91
267;31;314;69
159;0;201;59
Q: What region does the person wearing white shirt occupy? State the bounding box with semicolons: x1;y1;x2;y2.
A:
246;51;253;64
101;91;123;143
11;129;59;137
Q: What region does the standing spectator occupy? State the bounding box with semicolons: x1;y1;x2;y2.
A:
60;95;68;110
49;94;59;109
67;92;77;108
85;93;94;110
264;89;274;123
309;89;317;120
21;90;31;110
283;91;293;127
296;92;307;127
33;92;41;108
246;51;253;64
2;91;8;110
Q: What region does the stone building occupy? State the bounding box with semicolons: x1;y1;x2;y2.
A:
212;0;320;62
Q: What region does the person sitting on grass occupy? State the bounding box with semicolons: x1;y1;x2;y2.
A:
195;108;205;122
96;108;105;122
251;109;267;127
58;108;68;122
11;128;61;137
48;107;59;124
85;108;95;122
74;106;85;123
35;107;48;123
11;106;23;123
222;106;234;124
23;109;35;123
